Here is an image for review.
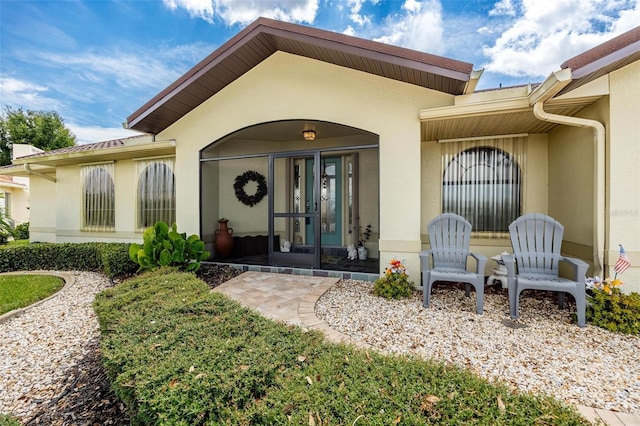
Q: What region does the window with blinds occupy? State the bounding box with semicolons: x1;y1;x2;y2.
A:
82;164;115;231
136;159;175;230
442;137;525;234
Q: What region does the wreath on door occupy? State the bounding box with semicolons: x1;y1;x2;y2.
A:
234;170;268;207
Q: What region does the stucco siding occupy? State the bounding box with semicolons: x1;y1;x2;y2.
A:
608;60;640;292
158;51;454;277
28;176;57;243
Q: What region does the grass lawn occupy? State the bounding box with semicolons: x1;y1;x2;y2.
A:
0;274;65;315
6;239;29;246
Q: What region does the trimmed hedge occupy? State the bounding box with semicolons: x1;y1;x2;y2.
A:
0;242;137;278
95;271;590;425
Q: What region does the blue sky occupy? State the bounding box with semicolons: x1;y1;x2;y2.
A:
1;0;639;144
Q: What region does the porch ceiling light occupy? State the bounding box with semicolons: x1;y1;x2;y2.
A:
302;130;316;141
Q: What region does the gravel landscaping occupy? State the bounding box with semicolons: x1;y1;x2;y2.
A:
316;280;640;415
1;267;638;423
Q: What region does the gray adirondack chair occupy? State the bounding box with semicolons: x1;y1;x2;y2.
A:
503;213;588;327
420;213;487;314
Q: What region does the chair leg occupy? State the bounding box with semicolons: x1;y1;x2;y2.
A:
558;292;566;309
464;283;471;298
508;283;519;319
574;290;586;328
422;273;432;308
475;280;484;315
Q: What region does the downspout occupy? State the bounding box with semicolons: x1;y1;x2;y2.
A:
23;164;57;183
531;101;605;275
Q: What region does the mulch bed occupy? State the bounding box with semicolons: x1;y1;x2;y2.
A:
24;264;242;425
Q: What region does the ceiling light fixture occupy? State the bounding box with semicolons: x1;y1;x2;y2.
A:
302;130;316;141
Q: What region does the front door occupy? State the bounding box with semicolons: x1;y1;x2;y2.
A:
269;151;320;268
305;157;342;245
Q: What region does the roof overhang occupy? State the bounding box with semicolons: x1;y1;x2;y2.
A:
9;140;175;171
558;26;640;95
126;17;474;135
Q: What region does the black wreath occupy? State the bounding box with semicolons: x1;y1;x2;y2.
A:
234;170;268;207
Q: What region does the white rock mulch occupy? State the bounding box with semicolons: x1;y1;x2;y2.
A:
0;271;112;421
315;280;640;415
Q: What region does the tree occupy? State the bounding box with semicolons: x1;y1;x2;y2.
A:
0;106;77;166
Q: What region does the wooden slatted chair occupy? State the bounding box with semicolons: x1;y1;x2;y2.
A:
420;213;487;314
503;213;588;327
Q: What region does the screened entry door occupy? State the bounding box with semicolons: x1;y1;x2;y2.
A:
269;152;321;268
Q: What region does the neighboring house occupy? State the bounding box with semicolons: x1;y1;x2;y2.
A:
0;144;42;226
0;19;638;291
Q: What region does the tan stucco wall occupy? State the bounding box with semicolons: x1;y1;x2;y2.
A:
28;176;56;242
607;60;640;293
29;158;176;244
1;180;30;225
420;134;549;274
158;51;454;277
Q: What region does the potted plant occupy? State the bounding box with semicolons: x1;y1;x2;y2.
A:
358;224;372;260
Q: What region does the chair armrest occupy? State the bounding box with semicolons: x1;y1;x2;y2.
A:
419;250;434;271
560;256;589;282
502;254;517;278
469;253;487;274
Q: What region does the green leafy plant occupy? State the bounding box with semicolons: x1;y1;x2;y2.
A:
129;221;210;273
0;242;137;278
0;211;13;244
586;277;640;334
358;223;372;246
13;221;29;240
373;258;415;299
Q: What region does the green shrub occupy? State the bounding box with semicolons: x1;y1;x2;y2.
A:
587;288;640;335
0;414;21;426
0;242;137;278
13;222;29;240
0;211;12;244
129;222;210;273
373;258;414;299
95;271;588;425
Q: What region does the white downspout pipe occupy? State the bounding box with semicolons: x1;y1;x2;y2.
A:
23;164;57;183
532;102;605;275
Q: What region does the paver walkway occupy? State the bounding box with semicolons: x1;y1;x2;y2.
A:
214;271;640;426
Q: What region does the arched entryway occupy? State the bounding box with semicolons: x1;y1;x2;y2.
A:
200;120;379;272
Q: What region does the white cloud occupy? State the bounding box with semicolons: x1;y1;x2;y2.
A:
373;0;444;54
163;0;319;25
482;0;640;78
163;0;215;23
489;0;517;16
347;0;371;26
66;123;143;145
0;77;61;111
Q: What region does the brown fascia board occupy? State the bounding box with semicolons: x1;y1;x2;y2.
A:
561;26;640;78
126;17;473;133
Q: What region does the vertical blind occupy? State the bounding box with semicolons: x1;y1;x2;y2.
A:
441;136;526;235
82;163;115;231
136;159;176;229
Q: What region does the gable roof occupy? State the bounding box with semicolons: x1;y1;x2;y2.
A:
126;17;474;135
559;26;640;95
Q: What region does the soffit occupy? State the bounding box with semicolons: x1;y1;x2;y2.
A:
421;96;601;141
127;18;473;135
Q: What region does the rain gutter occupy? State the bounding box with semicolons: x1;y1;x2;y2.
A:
23;164;56;183
529;69;605;274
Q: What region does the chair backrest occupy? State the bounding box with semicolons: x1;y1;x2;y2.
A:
509;213;563;276
428;213;471;269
